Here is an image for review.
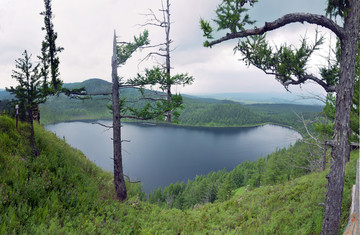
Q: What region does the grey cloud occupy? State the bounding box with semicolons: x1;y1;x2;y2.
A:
0;0;328;98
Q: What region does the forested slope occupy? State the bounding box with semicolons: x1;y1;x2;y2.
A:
30;79;323;127
179;97;323;128
178;98;264;127
0;115;357;234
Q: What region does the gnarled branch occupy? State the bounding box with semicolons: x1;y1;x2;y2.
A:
282;74;336;92
207;13;344;47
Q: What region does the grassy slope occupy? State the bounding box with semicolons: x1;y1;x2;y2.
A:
0;115;357;234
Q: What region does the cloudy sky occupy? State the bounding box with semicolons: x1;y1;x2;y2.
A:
0;0;334;97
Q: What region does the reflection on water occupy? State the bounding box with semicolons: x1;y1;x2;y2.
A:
46;121;301;193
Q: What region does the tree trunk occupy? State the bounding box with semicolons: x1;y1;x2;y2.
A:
166;87;172;122
321;1;359;234
112;31;127;201
322;141;327;171
165;0;172;123
27;107;39;157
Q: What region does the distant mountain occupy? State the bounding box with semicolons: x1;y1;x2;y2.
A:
196;92;323;105
1;78;324;128
63;78;112;95
0;89;13;100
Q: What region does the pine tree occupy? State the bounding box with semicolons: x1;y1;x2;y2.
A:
6;51;46;157
40;0;63;92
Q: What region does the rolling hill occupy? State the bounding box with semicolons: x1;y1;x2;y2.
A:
0;78;323;127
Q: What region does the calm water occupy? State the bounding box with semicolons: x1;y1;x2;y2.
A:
45;121;301;193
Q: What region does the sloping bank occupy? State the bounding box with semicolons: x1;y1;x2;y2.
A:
0;115;357;234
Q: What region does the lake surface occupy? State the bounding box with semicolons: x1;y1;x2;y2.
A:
45;121;301;193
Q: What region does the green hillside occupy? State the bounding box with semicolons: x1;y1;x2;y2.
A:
178;98;264;127
39;79;142;124
0;115;357;234
63;78;112;95
34;79;323;127
179;97;323;128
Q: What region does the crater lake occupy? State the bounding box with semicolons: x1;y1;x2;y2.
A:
46;121;301;193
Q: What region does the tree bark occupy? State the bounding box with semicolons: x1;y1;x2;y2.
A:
165;0;172;123
322;141;327;171
112;31;127;201
27;107;39;157
321;1;359;234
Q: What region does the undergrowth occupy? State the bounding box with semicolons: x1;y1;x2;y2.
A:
0;115;357;234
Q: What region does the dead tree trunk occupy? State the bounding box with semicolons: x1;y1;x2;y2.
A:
112;31;127;201
321;1;359;233
164;0;172;123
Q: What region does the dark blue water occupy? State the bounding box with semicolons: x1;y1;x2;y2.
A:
46;121;301;193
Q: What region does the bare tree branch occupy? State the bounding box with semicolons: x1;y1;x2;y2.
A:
142;42;168;49
92;122;113;129
140;97;166;101
139;22;167;28
298;92;327;104
294;112;323;145
119;84;137;88
124;175;141;184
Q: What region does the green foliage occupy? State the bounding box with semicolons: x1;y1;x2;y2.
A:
312;24;360;145
128;65;194;123
6;51;46;120
180;97;322;129
200;0;257;47
40;0;64;91
320;63;339;86
0;115;356;234
314;26;360;143
112;30;186;124
64;78;112;95
313;94;336;137
117;30;150;65
326;0;347;18
246;103;323;130
214;0;256;33
179;99;264;127
200;18;214;40
236;32;324;87
314;88;359;143
0;100;12;116
147;141;326;210
38;79;323;127
127;66;193;122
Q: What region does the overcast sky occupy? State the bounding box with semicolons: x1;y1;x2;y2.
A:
0;0;334;97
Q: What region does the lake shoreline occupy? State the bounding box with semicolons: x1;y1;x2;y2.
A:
42;117;297;132
45;121;302;193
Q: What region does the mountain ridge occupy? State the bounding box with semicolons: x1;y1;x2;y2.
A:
0;78;323;128
1;78;323;105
